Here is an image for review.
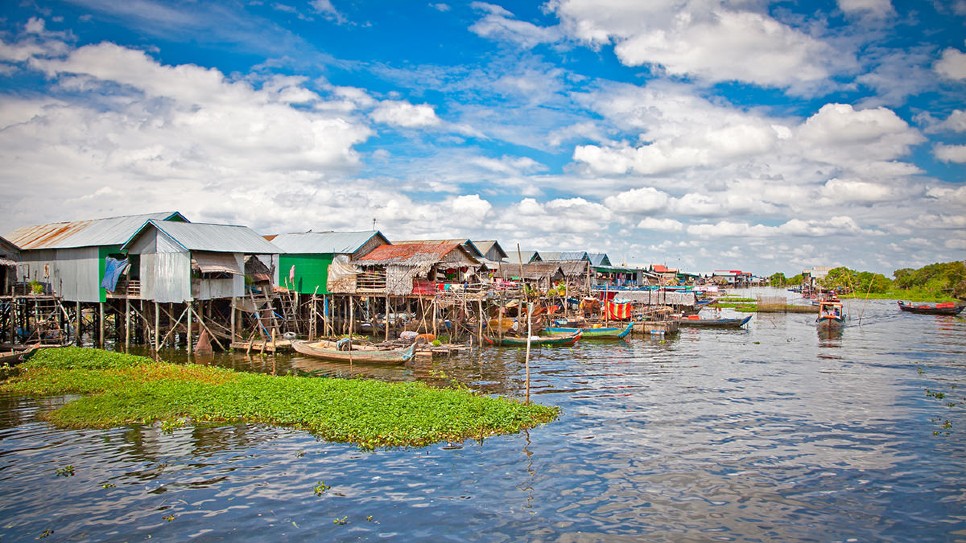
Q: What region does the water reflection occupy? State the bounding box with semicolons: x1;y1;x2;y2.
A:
1;295;964;541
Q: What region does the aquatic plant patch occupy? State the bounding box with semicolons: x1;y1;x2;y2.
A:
1;347;558;449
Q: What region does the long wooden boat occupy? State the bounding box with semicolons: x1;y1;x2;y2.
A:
483;331;581;347
897;301;965;316
816;299;845;327
291;339;417;365
544;322;633;339
0;344;41;366
676;315;752;328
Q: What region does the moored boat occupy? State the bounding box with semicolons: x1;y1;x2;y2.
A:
897;301;965;316
291;339;417;365
676;315;752;328
483;331;581;347
0;344;41;366
544;322;633;339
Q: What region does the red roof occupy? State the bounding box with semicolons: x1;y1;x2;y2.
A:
652;264;676;273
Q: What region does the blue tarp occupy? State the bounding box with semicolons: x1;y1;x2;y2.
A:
101;257;129;292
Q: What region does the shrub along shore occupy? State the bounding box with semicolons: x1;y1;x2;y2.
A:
0;348;558;449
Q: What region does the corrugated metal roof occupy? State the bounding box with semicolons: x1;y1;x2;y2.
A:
508;249;541;263
127;220;280;254
588;253;612;267
473;240;508;260
7;212;186;250
270;231;387;254
356;241;477;266
541;251;589;262
0;235;20;257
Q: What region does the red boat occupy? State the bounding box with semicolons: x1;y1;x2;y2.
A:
897;301;965;316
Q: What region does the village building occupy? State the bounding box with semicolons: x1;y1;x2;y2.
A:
267;231;389;295
0;236;19;296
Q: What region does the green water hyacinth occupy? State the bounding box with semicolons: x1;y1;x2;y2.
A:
1;348;558;449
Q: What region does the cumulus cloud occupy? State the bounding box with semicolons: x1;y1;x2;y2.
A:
603;187;670;213
687;216;864;238
370;100;441;128
636;217;683;231
0;33;374;231
469;2;561;48
935;48;966;80
933;144;966;163
796;103;924;169
550;0;855;90
838;0;895;18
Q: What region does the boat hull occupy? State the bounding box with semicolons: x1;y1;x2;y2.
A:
483;331;581;347
544;322;632;339
897;301;965;316
676;315;752;328
291;340;416;365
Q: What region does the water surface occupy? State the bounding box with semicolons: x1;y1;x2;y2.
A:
1;294;964;542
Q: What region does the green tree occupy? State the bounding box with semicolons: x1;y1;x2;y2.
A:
768;272;787;287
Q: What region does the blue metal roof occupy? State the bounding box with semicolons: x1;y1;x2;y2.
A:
7;211;186;250
124;220;280;254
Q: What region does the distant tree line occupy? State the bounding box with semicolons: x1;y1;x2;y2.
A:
768;261;966;299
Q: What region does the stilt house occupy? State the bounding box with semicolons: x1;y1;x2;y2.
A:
267;230;389;295
5;212;188;302
350;241;480;296
0;236;19;295
121;220;280;303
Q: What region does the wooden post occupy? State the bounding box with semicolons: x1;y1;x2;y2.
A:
124;297;130;351
154;302;160;351
98;302;104;347
384;295;390;341
10;296;17;346
187;301;193;356
525;301;532;405
230;297;236;346
75;301;81;346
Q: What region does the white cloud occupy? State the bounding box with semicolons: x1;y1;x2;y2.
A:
636;217;683;231
838;0;895;18
550;0;854;90
603;187;670;213
935;48;966;80
370;101;441;128
470;2;561;48
935;110;966;133
933;144;966;163
310;0;346;23
687;217;864;238
796;103;923;168
819;178;898;203
500;197;613;234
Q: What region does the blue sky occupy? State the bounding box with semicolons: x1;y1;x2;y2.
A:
0;0;963;275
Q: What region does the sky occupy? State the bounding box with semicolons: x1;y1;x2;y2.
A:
0;0;963;276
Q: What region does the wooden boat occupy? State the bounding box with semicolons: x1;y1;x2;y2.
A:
897;301;965;316
544;321;633;339
816;299;845;327
483;331;581;347
0;344;41;365
676;315;752;328
291;339;417;365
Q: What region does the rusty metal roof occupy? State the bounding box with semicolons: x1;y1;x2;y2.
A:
394;239;484;259
356;241;478;266
6;212;186;250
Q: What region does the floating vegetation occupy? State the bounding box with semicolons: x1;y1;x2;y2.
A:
314;481;330;496
333;516;348;525
55;465;75;477
1;347;558;450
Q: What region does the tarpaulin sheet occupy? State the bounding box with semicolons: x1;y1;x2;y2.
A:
192;252;242;275
100;257;129;292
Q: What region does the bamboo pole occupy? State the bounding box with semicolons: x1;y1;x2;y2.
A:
385;295;390;341
124;297;130;351
525;301;532;405
98;302;104;347
75;301;81;346
186;301;193;356
154;302;160;351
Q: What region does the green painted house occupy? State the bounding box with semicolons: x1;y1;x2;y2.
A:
267;231;389;295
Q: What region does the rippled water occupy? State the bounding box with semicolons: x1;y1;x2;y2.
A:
1;293;964;542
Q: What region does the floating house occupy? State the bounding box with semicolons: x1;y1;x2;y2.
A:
267;231;389;295
350;241;480;296
0;236;19;296
495;261;564;292
121;219;280;303
5;212;188;303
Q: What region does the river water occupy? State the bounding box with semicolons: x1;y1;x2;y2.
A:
1;292;964;542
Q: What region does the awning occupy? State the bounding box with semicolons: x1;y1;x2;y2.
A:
0;258;17;267
192;252;242;275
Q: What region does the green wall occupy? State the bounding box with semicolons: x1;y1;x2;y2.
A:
279;254;334;294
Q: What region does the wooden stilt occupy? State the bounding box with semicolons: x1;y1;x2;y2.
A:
187;301;193;356
75;301;81;346
154;302;160;351
124;297;130;351
98;302;104;347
